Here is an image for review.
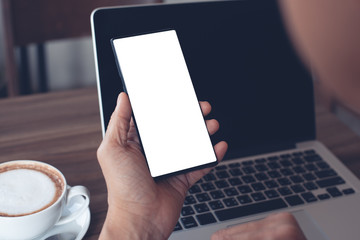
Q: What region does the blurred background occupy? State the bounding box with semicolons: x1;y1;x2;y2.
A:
0;0;211;95
0;0;359;137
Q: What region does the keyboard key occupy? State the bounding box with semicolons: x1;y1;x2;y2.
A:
174;222;182;231
242;160;254;165
290;175;304;184
223;198;239;207
268;170;281;178
255;158;266;163
304;154;322;162
194;203;210;213
291;184;306;193
229;168;243;176
278;177;292;186
280;154;291;159
315;169;337;179
318;193;331;200
210;190;225;199
303;182;318;191
215;180;230;188
201;182;216;191
316;161;330;169
280;168;294;176
242;175;256;183
268;162;281;169
215;165;227;170
224;187;239;197
301;192;317;203
292;152;303;157
327;187;343;197
238;185;253;194
216;171;230;179
203;173;216;181
237;195;253;204
264;190;280;198
215;198;287;221
251;192;266;202
343;188;355;195
268;156;279;161
196;212;217;225
280;160;293;167
304;149;316;155
255;164;268;172
196;193;211;202
255;172;269;181
184;195;197;205
303;173;316;181
181;206;195;216
209;200;224;210
285;195;304;206
228;177;242;186
291;157;304;165
181;216;198;229
196;178;203;184
189;185;202;194
293;166;306;174
242;166;256;174
278;187;293;196
316;176;345;188
264;180;279;188
229;162;241;168
305;164;318;172
251;182;266;191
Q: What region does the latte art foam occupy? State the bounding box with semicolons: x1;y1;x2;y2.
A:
0;166;63;217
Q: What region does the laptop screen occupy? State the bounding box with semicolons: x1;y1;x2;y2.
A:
92;0;315;160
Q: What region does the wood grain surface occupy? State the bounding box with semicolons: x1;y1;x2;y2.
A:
0;86;359;239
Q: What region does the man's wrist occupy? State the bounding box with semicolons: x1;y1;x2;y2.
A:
100;207;166;240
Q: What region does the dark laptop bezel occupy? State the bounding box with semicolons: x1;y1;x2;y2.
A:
91;0;315;161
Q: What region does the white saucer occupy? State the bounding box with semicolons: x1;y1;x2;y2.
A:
36;197;91;240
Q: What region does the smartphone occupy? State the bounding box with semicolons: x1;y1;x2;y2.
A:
111;30;217;178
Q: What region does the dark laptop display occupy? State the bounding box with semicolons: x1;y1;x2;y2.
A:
92;0;314;160
93;1;360;239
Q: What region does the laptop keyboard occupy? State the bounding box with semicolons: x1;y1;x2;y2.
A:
174;149;356;231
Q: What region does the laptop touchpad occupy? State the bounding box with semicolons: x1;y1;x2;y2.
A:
226;210;328;240
292;210;329;240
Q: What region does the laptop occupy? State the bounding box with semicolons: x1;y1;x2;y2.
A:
91;1;360;239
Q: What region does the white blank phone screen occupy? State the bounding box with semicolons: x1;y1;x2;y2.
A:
112;30;217;177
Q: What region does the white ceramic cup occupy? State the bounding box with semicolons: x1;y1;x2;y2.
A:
0;160;90;240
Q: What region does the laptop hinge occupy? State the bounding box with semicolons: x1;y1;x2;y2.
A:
223;142;296;161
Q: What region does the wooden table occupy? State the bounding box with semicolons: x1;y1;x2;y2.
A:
1;86;360;239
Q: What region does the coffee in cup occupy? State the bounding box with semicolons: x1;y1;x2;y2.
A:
0;162;65;217
0;160;90;240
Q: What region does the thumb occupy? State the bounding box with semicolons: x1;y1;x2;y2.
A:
104;92;132;147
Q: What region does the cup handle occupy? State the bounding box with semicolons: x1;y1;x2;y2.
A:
55;185;90;226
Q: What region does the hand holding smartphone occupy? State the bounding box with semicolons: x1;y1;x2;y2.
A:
111;30;217;178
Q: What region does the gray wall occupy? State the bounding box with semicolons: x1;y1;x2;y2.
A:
0;0;213;93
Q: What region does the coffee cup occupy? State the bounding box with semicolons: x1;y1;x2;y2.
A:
0;160;90;240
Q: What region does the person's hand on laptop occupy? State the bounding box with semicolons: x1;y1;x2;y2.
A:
97;92;306;240
97;92;227;239
211;212;306;240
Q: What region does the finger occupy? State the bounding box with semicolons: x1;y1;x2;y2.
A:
212;212;303;240
200;101;211;117
128;117;140;144
213;219;265;238
104;92;132;147
206;119;220;135
185;141;228;186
